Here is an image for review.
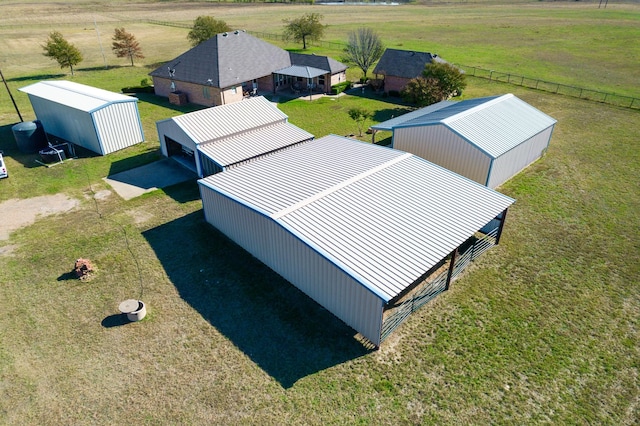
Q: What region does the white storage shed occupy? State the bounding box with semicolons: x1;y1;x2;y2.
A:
372;94;557;188
19;80;144;155
198;135;515;346
156;96;313;177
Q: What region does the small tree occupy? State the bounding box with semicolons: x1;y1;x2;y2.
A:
41;31;83;76
422;62;466;99
348;107;373;137
401;77;445;107
112;27;144;66
343;28;384;80
187;16;232;47
283;13;326;50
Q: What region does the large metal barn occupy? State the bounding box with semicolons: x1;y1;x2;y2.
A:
198;135;515;347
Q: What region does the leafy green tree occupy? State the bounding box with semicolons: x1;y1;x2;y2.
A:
348;107;373;137
422;62;466;99
401;62;466;106
112;27;144;66
343;28;384;80
283;13;326;50
41;31;83;76
401;77;445;107
188;16;232;47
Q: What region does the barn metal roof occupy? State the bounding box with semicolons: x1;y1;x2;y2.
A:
382;94;558;158
19;80;137;113
370;100;453;131
200;135;514;302
197;122;313;168
165;96;288;144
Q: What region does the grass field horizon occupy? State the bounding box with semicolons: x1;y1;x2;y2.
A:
0;1;638;424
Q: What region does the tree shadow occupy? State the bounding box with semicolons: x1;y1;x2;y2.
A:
142;211;371;388
7;73;66;83
134;92;205;114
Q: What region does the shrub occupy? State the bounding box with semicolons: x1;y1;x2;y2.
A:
331;81;352;95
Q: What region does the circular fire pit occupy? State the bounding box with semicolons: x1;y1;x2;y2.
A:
118;299;147;322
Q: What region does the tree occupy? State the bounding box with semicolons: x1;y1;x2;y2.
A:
422;62;466;99
111;28;144;66
348;107;373;137
283;13;326;50
400;76;446;107
343;28;384;80
187;16;232;47
401;62;466;106
41;31;83;76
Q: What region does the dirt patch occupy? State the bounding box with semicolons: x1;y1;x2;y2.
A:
0;194;79;240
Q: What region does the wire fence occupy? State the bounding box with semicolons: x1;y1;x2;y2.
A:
457;64;640;110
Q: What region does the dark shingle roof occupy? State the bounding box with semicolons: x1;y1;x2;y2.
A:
372;48;447;79
149;31;291;88
289;52;348;74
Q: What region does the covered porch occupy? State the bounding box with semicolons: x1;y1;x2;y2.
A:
273;65;329;99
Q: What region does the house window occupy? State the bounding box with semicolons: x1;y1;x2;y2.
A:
231;87;237;94
202;86;210;99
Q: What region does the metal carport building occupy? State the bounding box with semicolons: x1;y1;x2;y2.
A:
198;135;515;346
19;80;144;155
372;94;557;188
156;96;313;177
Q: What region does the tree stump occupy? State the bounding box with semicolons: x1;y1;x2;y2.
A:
74;258;94;280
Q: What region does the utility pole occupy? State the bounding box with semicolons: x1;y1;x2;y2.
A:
0;68;23;122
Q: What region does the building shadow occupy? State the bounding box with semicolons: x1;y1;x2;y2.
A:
142;211;371;388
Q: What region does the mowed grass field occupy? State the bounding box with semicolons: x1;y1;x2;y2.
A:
0;1;639;424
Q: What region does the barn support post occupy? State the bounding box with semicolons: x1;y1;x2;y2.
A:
495;208;509;245
445;248;458;291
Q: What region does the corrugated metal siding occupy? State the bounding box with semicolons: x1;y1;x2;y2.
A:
171;96;288;143
487;126;555;188
393;124;491;185
197;123;313;168
199;184;385;346
28;95;102;154
156;119;198;156
200;136;514;303
92;102;144;154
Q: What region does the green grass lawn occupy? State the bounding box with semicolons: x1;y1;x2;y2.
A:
0;1;639;424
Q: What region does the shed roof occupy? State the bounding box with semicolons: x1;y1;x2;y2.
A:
370;101;454;131
200;135;514;302
198;122;313;168
375;94;558;158
373;48;447;79
19;80;137;113
160;96;288;144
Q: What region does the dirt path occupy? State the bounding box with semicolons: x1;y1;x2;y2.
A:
0;194;79;241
